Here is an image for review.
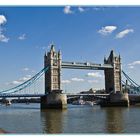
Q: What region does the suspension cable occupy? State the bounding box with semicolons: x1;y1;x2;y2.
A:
0;66;49;94
122;71;140;87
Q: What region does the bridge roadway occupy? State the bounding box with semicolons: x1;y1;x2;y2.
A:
62;61;113;70
1;93;140;104
0;93;109;98
0;94;44;98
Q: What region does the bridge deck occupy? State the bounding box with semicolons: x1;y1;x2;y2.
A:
0;93;109;98
68;94;109;96
1;93;140;100
0;94;44;98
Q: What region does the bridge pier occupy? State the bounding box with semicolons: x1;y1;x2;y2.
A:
100;92;129;107
40;93;67;109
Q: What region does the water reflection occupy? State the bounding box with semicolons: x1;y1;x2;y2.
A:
40;109;67;133
104;107;126;133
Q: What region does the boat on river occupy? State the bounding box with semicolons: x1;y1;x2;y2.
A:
84;101;95;106
72;99;85;105
5;100;11;106
72;100;96;106
1;99;12;106
72;96;97;106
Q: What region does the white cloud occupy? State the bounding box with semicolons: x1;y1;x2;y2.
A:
11;81;22;85
22;67;30;71
88;80;99;83
0;15;9;43
78;7;85;12
98;26;117;36
62;80;71;84
18;34;26;40
22;67;35;73
0;15;7;25
128;61;140;66
63;6;73;14
0;34;9;42
131;61;140;65
116;29;134;39
128;61;140;69
86;72;103;78
71;77;84;82
8;75;32;85
128;65;134;69
19;75;32;82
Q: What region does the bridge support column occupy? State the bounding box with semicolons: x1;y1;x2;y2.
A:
100;92;129;107
41;93;67;109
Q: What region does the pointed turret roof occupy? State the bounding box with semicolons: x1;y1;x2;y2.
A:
50;44;55;52
58;49;61;54
109;50;116;58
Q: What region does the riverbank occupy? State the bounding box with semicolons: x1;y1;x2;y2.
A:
0;128;8;134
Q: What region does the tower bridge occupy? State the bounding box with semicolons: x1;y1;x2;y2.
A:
41;44;129;109
44;45;122;95
1;43;137;109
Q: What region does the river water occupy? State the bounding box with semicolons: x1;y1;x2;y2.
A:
0;103;140;134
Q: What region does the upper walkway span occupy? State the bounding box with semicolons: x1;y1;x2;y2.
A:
62;61;113;70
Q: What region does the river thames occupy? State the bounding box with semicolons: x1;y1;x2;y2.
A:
0;103;140;134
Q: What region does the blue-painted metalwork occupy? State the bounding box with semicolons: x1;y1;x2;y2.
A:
0;94;44;98
0;66;49;94
0;65;140;97
122;71;140;87
122;71;140;94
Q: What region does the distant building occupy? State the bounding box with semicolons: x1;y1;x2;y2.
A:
80;88;105;94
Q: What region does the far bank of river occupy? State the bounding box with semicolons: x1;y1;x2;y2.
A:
0;128;8;133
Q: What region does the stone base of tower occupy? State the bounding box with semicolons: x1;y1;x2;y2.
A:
40;93;67;109
100;92;129;107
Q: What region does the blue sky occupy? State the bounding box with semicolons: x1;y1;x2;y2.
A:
0;6;140;93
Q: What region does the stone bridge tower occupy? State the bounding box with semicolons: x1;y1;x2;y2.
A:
104;50;122;94
44;44;62;94
41;44;67;109
102;50;129;107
